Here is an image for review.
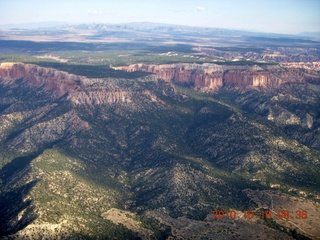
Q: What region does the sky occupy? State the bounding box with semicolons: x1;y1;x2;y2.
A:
0;0;319;34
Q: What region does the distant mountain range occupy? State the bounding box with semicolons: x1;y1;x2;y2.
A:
0;21;69;30
1;21;319;40
298;31;320;39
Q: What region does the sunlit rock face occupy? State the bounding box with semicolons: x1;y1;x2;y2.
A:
116;63;320;90
0;62;81;96
0;63;132;105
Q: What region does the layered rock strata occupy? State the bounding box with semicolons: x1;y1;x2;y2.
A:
0;62;80;96
0;63;132;105
116;63;320;90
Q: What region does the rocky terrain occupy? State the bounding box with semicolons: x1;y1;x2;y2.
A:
0;62;81;96
280;61;320;71
197;46;320;63
116;63;320;91
0;61;319;239
0;62;158;106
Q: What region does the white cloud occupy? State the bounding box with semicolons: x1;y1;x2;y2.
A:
196;6;205;12
88;10;103;16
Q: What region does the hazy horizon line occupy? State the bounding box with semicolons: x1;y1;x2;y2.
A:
2;21;319;37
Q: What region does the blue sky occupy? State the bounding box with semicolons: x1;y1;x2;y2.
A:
1;0;319;34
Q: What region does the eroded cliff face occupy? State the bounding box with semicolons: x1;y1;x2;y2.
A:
116;63;225;90
116;63;320;90
0;63;169;155
2;62;319;107
0;63;134;105
280;61;320;71
0;62;81;96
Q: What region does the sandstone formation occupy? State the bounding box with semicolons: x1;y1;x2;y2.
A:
115;63;225;90
116;63;320;90
0;62;81;96
2;63;319;104
280;61;320;71
0;63;132;105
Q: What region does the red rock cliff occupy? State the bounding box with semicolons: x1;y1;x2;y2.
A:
0;62;131;105
0;62;80;96
115;63;320;90
116;63;225;90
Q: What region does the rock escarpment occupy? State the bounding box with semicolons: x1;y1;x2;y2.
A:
280;61;320;71
0;62;81;96
116;63;320;90
116;63;225;90
2;62;319;105
0;63;134;105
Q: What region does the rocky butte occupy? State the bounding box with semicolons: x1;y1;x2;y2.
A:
115;63;320;91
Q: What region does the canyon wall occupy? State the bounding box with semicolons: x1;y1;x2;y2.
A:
0;62;81;96
280;61;320;71
116;63;320;90
0;63;131;105
117;63;225;90
1;62;320;107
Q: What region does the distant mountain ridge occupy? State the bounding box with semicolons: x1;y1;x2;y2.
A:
0;21;305;39
0;21;69;30
298;31;320;39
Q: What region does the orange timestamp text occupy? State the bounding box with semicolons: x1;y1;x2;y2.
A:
212;209;308;220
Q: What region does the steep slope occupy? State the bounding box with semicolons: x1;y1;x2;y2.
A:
0;62;319;239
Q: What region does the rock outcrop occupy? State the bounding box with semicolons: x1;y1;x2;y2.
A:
280;61;320;71
0;63;132;105
1;62;319;107
115;63;320;91
0;62;81;96
115;63;225;90
70;91;132;105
